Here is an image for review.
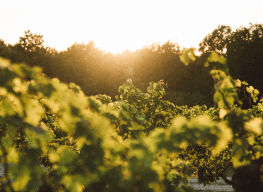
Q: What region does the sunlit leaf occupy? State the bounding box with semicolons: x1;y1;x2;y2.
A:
179;48;196;66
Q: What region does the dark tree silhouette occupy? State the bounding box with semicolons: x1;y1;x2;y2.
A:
199;25;232;54
199;24;263;100
227;24;263;91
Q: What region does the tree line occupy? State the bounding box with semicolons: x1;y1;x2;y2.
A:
0;24;262;106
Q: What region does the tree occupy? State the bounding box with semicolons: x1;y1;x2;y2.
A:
199;25;232;54
18;30;44;52
199;24;263;94
0;39;10;58
227;24;263;91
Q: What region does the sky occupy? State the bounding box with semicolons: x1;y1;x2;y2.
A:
0;0;262;53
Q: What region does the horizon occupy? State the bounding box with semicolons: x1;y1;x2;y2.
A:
1;0;263;53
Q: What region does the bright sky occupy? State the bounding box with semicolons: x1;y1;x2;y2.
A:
0;0;262;53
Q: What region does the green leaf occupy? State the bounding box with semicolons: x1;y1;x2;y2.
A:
235;79;242;87
207;52;227;64
0;57;10;68
179;48;196;66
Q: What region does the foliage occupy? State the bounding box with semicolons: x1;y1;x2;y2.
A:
0;31;213;106
114;79;177;137
18;30;44;52
0;58;196;192
1;37;263;192
199;24;263;93
199;25;232;54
